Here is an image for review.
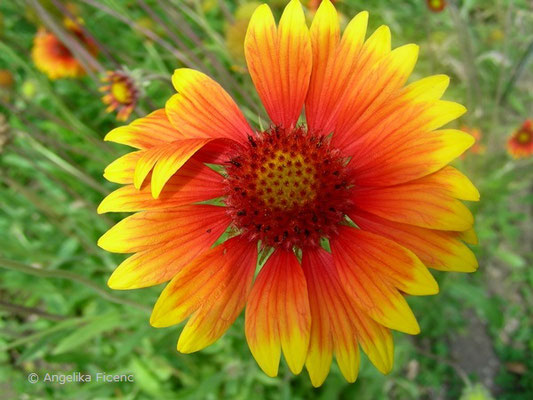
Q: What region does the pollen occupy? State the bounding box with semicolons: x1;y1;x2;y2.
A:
224;126;354;249
256;149;317;209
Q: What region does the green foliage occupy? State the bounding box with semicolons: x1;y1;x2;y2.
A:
0;0;532;399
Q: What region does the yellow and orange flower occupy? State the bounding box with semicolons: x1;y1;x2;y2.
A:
426;0;446;13
100;71;139;122
31;18;97;80
507;120;533;159
98;0;478;386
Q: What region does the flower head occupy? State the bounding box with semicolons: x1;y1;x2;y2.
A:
31;18;97;80
100;71;139;122
507;120;533;159
426;0;446;12
98;0;478;386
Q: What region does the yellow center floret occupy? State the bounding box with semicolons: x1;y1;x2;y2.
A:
111;81;131;104
256;150;317;210
517;131;530;144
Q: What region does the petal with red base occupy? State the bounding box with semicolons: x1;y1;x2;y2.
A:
351;210;478;273
333;43;418;143
331;226;420;334
348;129;475;187
167;68;253;142
98;205;229;253
150;237;257;353
333;228;438;296
352;173;475;231
245;0;312;128
306;2;364;133
98;158;225;213
245;249;311;376
302;247;393;386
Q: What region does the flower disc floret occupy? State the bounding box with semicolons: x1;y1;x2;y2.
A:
224;126;354;249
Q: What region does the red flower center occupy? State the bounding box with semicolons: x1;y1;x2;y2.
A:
50;39;73;58
224;126;354;249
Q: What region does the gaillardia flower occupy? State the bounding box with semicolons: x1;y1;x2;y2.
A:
426;0;446;13
98;0;478;386
100;71;139;122
507;120;533;159
31;18;97;80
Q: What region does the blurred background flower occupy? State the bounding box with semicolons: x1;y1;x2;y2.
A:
100;70;139;121
507;120;533;159
31;17;98;79
426;0;447;13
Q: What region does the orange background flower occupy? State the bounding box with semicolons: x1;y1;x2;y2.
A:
31;19;98;79
507;120;533;159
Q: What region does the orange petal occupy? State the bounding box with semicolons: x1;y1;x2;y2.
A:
245;0;312;128
351;210;478;272
98;158;224;213
302;247;393;385
149;237;257;353
352;174;475;231
245;249;311;376
302;248;358;384
133;138;220;198
106;207;230;290
167;68;253;141
335;228;438;296
306;10;373;134
98;204;229;254
105;109;182;149
333;42;418;143
302;253;333;386
331;226;420;334
412;165;480;201
103;151;142;184
305;0;341;134
340;99;466;157
348;129;475;187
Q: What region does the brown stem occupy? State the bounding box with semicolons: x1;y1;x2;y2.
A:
49;0;121;68
448;0;481;113
0;300;66;322
156;0;263;117
0;258;151;313
80;0;196;67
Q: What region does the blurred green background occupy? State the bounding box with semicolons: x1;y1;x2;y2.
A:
0;0;532;399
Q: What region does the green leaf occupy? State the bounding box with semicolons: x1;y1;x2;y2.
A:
52;312;124;355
